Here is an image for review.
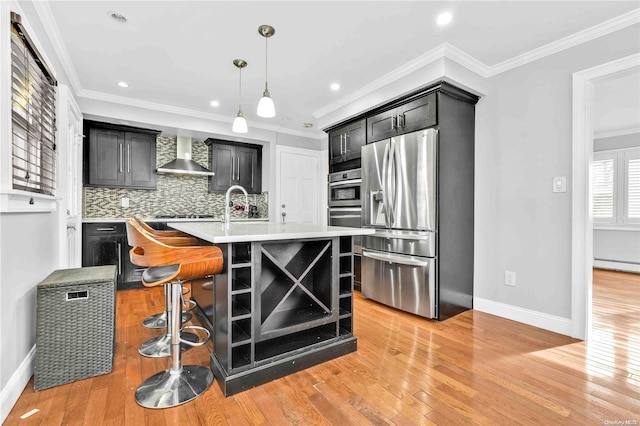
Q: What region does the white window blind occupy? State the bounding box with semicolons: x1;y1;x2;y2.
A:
10;12;57;196
626;153;640;223
592;147;640;227
591;155;615;223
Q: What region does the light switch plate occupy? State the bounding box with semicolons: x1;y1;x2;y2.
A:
552;176;566;193
121;197;129;208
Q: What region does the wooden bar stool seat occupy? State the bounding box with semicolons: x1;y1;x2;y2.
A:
126;218;223;408
130;217;198;330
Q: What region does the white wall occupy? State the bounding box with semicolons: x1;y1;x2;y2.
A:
0;2;75;421
474;24;640;325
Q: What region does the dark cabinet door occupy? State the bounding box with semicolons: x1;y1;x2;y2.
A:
366;93;437;144
82;223;142;289
367;109;397;144
85;121;158;189
125;132;157;188
398;93;437;135
88;128;124;187
236;146;259;192
210;144;234;192
329;119;366;165
207;140;262;194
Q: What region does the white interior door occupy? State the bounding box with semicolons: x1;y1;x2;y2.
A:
275;146;324;224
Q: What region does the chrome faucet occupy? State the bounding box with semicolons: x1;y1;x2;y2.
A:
223;185;249;226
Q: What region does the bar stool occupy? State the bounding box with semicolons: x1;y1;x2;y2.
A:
131;216;197;329
128;217;200;357
126;218;223;408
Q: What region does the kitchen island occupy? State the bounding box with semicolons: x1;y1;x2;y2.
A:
169;221;373;396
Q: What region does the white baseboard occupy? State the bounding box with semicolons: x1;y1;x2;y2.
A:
594;260;640;273
474;297;573;337
0;345;34;424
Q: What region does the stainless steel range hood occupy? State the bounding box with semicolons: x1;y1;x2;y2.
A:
156;134;215;177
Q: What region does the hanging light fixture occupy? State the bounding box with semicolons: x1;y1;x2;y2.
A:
256;25;276;118
232;59;248;134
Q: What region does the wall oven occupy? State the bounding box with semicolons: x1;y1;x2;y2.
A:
328;168;361;207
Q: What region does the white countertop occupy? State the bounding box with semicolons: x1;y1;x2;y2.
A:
82;217;268;223
169;221;374;243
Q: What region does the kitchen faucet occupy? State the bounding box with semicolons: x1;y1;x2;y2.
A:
223;185;249;227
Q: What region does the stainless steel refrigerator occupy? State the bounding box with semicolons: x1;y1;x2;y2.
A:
361;128;438;318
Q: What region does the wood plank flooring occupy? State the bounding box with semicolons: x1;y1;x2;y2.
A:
6;269;639;425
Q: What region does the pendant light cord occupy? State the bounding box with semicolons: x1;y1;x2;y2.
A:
238;67;242;113
264;36;269;92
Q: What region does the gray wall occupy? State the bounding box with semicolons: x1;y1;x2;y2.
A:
593;133;640;269
474;24;640;319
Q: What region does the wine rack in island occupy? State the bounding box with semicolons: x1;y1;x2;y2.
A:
209;236;356;396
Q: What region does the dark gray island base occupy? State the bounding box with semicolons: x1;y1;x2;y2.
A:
169;222;373;396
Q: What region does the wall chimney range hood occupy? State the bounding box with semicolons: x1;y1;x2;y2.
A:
156;134;215;177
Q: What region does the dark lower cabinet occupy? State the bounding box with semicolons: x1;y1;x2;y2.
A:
82;223;144;289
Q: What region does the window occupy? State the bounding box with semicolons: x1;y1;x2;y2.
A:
592;147;640;226
10;12;57;196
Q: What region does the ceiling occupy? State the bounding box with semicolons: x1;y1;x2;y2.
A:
40;1;639;137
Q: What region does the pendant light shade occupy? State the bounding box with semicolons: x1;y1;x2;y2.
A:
232;59;248;134
257;25;276;118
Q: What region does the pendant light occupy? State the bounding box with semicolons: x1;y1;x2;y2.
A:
232;59;248;134
256;25;276;118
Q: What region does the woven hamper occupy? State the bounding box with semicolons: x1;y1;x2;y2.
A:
34;265;117;391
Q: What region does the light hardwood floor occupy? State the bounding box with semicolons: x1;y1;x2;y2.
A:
6;269;639;425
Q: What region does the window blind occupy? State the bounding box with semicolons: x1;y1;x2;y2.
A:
591;158;615;221
10;12;57;196
627;156;640;222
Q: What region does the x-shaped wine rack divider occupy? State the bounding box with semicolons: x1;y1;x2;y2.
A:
260;241;332;326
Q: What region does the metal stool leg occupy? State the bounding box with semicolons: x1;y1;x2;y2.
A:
136;281;213;408
143;284;192;328
139;284;198;358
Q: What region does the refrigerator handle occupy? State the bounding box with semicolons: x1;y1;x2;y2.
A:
362;250;430;267
382;141;392;228
387;138;397;226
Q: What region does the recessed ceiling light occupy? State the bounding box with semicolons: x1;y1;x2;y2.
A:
436;12;453;27
330;83;340;91
303;123;313;128
117;81;129;88
210;100;220;107
108;11;128;24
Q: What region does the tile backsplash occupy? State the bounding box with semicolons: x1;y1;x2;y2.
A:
83;136;268;219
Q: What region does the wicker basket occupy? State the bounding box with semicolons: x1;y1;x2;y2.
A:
34;265;117;391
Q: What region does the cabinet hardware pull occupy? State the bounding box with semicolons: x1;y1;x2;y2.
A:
116;242;122;275
96;227;115;231
344;133;350;154
397;114;405;128
127;144;131;173
236;157;240;180
391;116;396;130
231;156;235;181
118;143;123;173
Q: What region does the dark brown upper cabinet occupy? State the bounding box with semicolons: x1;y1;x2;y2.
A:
367;93;437;144
328;119;366;165
205;139;262;194
84;120;159;189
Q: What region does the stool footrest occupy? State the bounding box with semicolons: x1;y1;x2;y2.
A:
180;325;210;347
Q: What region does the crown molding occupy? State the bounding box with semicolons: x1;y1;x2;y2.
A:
31;0;82;95
594;126;640;140
488;8;640;77
78;89;324;139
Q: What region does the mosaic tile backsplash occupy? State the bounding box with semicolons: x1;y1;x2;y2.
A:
83;136;269;219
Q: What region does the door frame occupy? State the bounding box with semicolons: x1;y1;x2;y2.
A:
56;84;83;268
571;53;640;340
275;145;327;225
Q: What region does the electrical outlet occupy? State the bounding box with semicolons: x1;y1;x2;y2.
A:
505;270;516;286
121;197;129;208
